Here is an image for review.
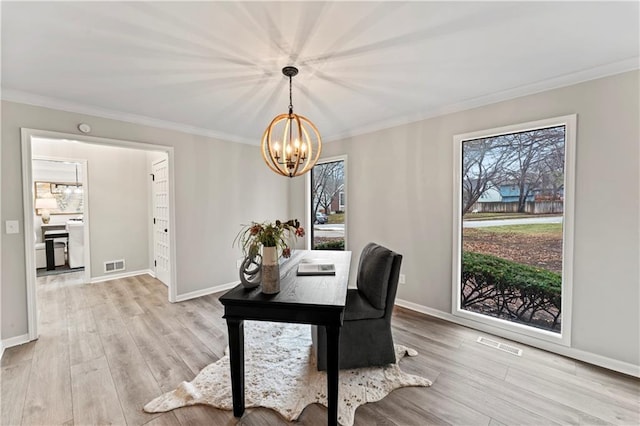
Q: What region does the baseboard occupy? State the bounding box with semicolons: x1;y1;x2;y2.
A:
395;299;640;378
1;333;31;351
90;269;153;284
175;281;239;302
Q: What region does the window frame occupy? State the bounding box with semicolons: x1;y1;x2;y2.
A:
452;115;576;346
306;155;348;250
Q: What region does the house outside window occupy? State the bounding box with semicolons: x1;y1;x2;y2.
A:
310;157;346;250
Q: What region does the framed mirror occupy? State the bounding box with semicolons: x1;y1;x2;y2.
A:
35;181;84;215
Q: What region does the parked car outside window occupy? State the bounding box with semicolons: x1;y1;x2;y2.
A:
315;212;328;224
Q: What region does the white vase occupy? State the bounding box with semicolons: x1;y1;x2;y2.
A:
261;246;280;294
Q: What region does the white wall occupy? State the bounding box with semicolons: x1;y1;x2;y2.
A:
1;101;289;341
291;71;640;369
32;139;150;276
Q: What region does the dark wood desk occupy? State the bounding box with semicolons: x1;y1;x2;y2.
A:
219;250;351;426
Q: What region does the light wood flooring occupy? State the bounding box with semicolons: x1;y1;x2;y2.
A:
2;272;638;425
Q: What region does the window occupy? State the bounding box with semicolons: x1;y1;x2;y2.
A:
310;158;346;250
453;115;576;345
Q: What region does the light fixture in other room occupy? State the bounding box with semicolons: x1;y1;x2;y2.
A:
73;164;83;194
35;197;58;224
261;66;322;178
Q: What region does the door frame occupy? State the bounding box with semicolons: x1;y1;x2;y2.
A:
151;157;171;287
21;128;178;341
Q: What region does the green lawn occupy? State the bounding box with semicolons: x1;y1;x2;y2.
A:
473;223;562;235
328;213;344;224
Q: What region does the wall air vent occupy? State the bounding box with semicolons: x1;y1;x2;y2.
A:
477;336;523;356
104;259;125;273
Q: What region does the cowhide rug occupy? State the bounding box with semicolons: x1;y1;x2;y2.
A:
144;321;431;426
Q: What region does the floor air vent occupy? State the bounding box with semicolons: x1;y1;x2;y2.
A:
104;259;125;273
476;336;523;356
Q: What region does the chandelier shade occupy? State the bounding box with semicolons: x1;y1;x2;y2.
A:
261;66;322;178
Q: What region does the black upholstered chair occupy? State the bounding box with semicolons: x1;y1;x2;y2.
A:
312;242;403;370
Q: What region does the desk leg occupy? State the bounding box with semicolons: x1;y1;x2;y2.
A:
45;239;55;270
325;325;340;426
227;319;245;417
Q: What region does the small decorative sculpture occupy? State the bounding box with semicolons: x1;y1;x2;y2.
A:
234;219;305;293
239;253;262;289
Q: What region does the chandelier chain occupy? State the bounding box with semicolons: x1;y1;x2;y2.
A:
288;75;293;114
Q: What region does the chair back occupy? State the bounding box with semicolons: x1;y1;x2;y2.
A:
356;242;403;318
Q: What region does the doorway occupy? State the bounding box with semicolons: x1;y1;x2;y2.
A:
151;158;171;286
32;157;89;279
21;128;177;341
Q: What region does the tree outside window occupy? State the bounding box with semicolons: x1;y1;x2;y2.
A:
311;160;345;250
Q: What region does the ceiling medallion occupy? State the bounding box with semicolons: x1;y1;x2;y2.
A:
260;66;322;178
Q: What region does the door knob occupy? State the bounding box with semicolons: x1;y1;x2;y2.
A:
164;229;168;233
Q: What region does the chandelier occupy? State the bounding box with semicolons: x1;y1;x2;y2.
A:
261;66;322;178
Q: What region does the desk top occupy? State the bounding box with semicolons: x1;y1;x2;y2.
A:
220;250;351;326
44;230;69;238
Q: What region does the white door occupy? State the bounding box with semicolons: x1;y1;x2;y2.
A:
152;159;171;286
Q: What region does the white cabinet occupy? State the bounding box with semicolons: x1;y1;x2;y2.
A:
66;220;84;268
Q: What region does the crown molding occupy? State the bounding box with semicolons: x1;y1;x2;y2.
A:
0;89;257;146
2;57;638;145
323;57;640;142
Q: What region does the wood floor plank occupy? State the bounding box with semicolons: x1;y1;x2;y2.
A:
141;411;181;426
393;327;509;380
506;364;640;424
92;298;129;336
489;418;508;426
125;315;197;391
67;307;104;366
574;361;640;400
364;389;451;425
4;271;637;426
135;294;184;336
70;355;127;425
65;280;89;314
459;338;577;376
162;326;219;375
105;278;146;317
388;386;491;426
0;360;31;425
509;355;638;408
81;281;111;308
445;366;608;425
433;371;561;425
100;331;165;425
21;333;73;425
295;404;338;426
0;341;36;367
173;306;228;356
171;405;234;425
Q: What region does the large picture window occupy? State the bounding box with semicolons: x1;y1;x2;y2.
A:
310;157;346;250
453;115;576;344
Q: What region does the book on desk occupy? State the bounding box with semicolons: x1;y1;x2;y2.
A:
296;262;336;276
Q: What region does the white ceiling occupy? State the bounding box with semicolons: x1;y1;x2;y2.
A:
2;1;638;144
